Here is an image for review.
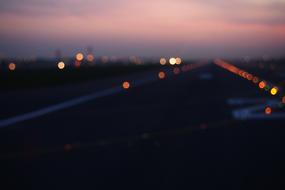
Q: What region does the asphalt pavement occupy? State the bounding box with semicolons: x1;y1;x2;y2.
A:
1;60;285;190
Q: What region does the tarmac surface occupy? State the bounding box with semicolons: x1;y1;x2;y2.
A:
0;60;285;189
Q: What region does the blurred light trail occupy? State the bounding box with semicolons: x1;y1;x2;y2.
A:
214;59;284;103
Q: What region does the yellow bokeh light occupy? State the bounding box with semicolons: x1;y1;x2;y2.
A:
270;87;278;96
169;58;176;65
8;63;16;71
57;61;65;70
160;58;167;65
76;53;84;61
175;57;182;65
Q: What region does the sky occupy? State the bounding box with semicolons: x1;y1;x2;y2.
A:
0;0;285;59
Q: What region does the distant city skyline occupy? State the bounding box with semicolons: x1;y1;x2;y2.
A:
1;0;285;59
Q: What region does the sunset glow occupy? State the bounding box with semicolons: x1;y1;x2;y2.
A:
0;0;285;58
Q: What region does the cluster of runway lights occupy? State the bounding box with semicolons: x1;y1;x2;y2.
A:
122;58;207;90
6;54;197;84
122;58;184;89
6;54;183;72
160;57;182;66
214;59;285;115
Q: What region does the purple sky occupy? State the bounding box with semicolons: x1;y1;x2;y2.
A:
0;0;285;58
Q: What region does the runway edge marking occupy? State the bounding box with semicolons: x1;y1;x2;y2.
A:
0;77;155;128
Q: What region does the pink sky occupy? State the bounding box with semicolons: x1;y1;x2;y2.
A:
0;0;285;58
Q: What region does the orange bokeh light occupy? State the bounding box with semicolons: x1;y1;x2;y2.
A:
282;96;285;104
57;61;65;70
122;81;130;89
247;74;253;81
160;58;167;65
259;81;266;89
175;57;182;65
265;107;272;115
76;52;84;61
8;63;16;71
158;71;166;79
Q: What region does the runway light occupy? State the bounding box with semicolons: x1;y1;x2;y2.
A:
169;58;176;65
265;107;272;115
76;52;84;61
270;87;278;96
122;81;130;89
259;81;266;89
8;63;16;71
160;58;167;65
173;67;180;75
247;74;253;81
87;54;94;62
158;71;166;79
175;57;182;65
253;77;259;84
57;61;65;70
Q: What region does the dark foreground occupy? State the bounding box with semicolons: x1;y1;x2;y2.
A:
0;60;285;189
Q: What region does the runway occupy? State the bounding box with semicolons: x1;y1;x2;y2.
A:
1;60;285;189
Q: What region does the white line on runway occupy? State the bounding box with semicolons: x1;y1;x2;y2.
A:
0;76;156;128
0;61;209;128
